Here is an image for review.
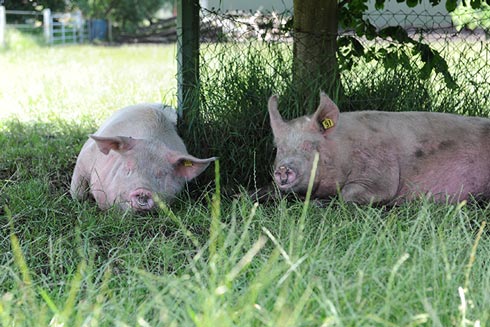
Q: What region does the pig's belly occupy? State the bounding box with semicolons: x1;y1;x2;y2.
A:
399;159;490;202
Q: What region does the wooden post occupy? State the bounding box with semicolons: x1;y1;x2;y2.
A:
293;0;340;108
43;8;51;44
0;6;5;48
176;0;200;119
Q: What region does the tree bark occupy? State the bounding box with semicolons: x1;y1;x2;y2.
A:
293;0;340;108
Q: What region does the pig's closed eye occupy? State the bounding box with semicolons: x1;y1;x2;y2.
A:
126;160;136;176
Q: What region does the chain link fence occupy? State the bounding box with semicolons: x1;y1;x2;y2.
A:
183;6;490;190
198;7;490;113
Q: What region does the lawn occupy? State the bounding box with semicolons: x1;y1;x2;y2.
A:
1;31;489;326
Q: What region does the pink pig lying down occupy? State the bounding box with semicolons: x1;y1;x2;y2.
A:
269;92;490;205
70;103;216;212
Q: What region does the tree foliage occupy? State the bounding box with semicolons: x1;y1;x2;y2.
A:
3;0;172;32
335;0;473;90
76;0;170;30
3;0;69;12
290;0;471;105
451;0;490;31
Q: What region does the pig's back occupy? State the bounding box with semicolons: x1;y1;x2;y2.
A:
342;110;490;147
93;104;187;153
342;110;490;200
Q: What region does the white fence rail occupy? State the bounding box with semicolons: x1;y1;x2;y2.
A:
0;6;87;47
0;6;5;47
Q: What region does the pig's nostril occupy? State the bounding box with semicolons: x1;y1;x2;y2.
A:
130;189;154;210
275;166;295;186
137;194;149;206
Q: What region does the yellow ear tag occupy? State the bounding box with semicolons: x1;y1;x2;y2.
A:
322;118;334;130
183;160;193;167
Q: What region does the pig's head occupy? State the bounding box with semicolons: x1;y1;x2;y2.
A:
269;92;339;194
90;135;216;212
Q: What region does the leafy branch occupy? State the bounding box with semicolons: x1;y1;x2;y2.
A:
337;0;466;89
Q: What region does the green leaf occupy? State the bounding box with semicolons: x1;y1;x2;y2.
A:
470;0;482;8
398;51;412;68
350;38;365;56
414;43;433;63
414;43;458;89
446;0;458;12
338;36;365;57
379;26;411;43
375;0;386;10
355;22;365;37
349;0;369;13
420;62;432;80
364;21;378;40
407;0;419;7
383;51;399;69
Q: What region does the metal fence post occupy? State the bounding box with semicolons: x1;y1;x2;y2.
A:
43;8;51;44
0;6;5;48
74;10;83;43
176;0;200;119
61;19;65;43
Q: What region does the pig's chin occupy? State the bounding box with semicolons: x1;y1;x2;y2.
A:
275;175;304;193
276;180;299;192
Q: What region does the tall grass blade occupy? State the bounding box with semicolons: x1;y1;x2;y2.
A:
210;160;221;260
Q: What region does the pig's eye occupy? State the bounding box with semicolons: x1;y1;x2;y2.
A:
126;160;136;176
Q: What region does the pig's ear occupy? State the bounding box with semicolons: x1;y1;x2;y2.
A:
268;95;287;136
311;92;339;136
166;151;217;181
90;135;137;155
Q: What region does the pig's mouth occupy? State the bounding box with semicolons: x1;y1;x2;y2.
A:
274;165;299;190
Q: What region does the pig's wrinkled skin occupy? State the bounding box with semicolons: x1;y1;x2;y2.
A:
71;104;216;212
269;92;490;204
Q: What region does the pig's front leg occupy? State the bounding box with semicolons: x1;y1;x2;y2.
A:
70;156;91;201
70;168;89;200
340;173;399;205
340;183;385;204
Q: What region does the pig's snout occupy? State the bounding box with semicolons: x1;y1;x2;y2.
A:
274;165;297;187
129;188;155;211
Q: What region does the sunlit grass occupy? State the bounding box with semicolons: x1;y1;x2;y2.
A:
0;33;177;124
1;30;490;327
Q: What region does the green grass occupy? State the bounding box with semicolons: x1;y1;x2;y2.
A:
1;31;490;326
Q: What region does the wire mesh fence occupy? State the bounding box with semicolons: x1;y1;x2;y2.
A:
182;6;490;190
198;7;490;114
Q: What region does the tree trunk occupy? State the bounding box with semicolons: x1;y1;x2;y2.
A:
293;0;340;109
